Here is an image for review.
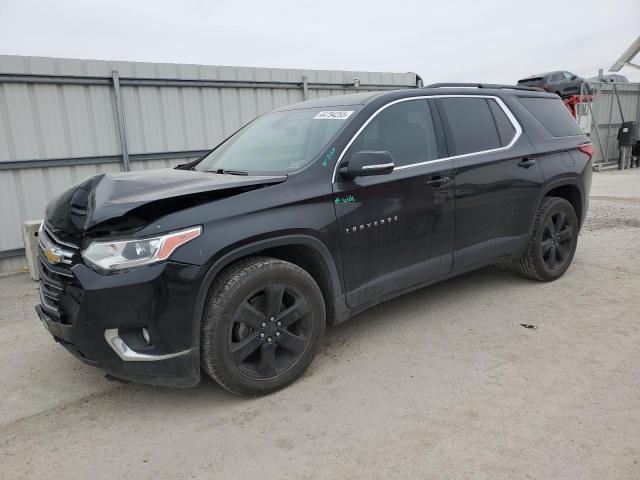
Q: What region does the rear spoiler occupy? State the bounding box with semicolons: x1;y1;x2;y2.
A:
517;76;544;83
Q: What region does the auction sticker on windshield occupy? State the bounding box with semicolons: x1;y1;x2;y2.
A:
314;111;354;120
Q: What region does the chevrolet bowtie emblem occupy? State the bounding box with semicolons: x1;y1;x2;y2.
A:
44;248;62;264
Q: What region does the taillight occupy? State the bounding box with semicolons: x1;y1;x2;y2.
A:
578;143;593;159
542;84;550;91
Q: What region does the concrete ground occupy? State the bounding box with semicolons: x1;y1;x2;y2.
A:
1;170;639;480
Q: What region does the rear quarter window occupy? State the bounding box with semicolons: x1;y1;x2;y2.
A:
487;99;516;146
518;97;583;137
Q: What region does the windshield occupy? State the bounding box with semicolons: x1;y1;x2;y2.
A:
195;107;357;174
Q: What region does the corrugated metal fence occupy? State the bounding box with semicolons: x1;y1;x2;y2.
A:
0;55;419;274
585;81;640;168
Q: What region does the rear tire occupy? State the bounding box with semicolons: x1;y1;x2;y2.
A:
511;197;579;282
201;257;325;396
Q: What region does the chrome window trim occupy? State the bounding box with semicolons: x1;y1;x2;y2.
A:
331;94;522;182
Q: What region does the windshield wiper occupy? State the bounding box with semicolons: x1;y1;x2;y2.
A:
211;168;249;176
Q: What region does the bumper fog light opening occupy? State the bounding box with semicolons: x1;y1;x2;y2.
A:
141;327;151;346
104;329;192;362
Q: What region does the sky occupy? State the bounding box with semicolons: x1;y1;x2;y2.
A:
0;0;639;83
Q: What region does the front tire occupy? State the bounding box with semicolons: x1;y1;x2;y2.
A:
201;257;325;396
512;197;579;282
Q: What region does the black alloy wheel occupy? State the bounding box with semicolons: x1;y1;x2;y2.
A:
540;210;574;271
229;283;312;380
511;196;579;282
201;257;325;396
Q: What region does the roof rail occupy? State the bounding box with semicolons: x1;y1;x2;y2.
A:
425;82;545;92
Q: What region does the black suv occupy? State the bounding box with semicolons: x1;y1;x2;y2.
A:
36;84;593;395
517;71;591;97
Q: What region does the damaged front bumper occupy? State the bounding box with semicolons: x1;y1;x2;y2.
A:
36;251;204;388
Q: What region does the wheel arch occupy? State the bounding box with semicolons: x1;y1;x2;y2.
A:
190;235;345;364
542;179;585;227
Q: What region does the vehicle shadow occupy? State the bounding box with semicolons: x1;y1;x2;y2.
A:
103;264;526;404
325;264;522;338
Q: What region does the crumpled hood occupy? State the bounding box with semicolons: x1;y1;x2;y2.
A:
46;168;286;238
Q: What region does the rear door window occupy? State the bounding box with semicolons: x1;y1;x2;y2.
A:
437;97;501;156
518;97;583;137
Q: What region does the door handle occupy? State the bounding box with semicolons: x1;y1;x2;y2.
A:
518;158;536;168
426;175;451;187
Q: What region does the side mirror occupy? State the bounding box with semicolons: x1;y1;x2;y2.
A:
570;75;578;80
340;151;394;179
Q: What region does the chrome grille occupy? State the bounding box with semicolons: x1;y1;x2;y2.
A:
38;225;77;268
37;224;79;323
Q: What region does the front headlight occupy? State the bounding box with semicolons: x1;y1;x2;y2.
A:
82;226;202;273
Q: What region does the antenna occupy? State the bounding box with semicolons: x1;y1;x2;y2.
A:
610;35;640;72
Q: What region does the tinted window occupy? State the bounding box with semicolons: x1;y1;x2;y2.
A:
438;98;500;155
550;72;563;81
487;99;516;146
348;99;438;167
518;97;583;137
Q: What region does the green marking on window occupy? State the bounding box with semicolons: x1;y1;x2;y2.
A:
322;147;337;167
335;194;356;204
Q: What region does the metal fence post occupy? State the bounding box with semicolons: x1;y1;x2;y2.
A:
635;83;640;124
604;85;615;167
302;76;309;101
585;83;606;167
111;71;130;172
614;84;625;123
612;85;627;170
